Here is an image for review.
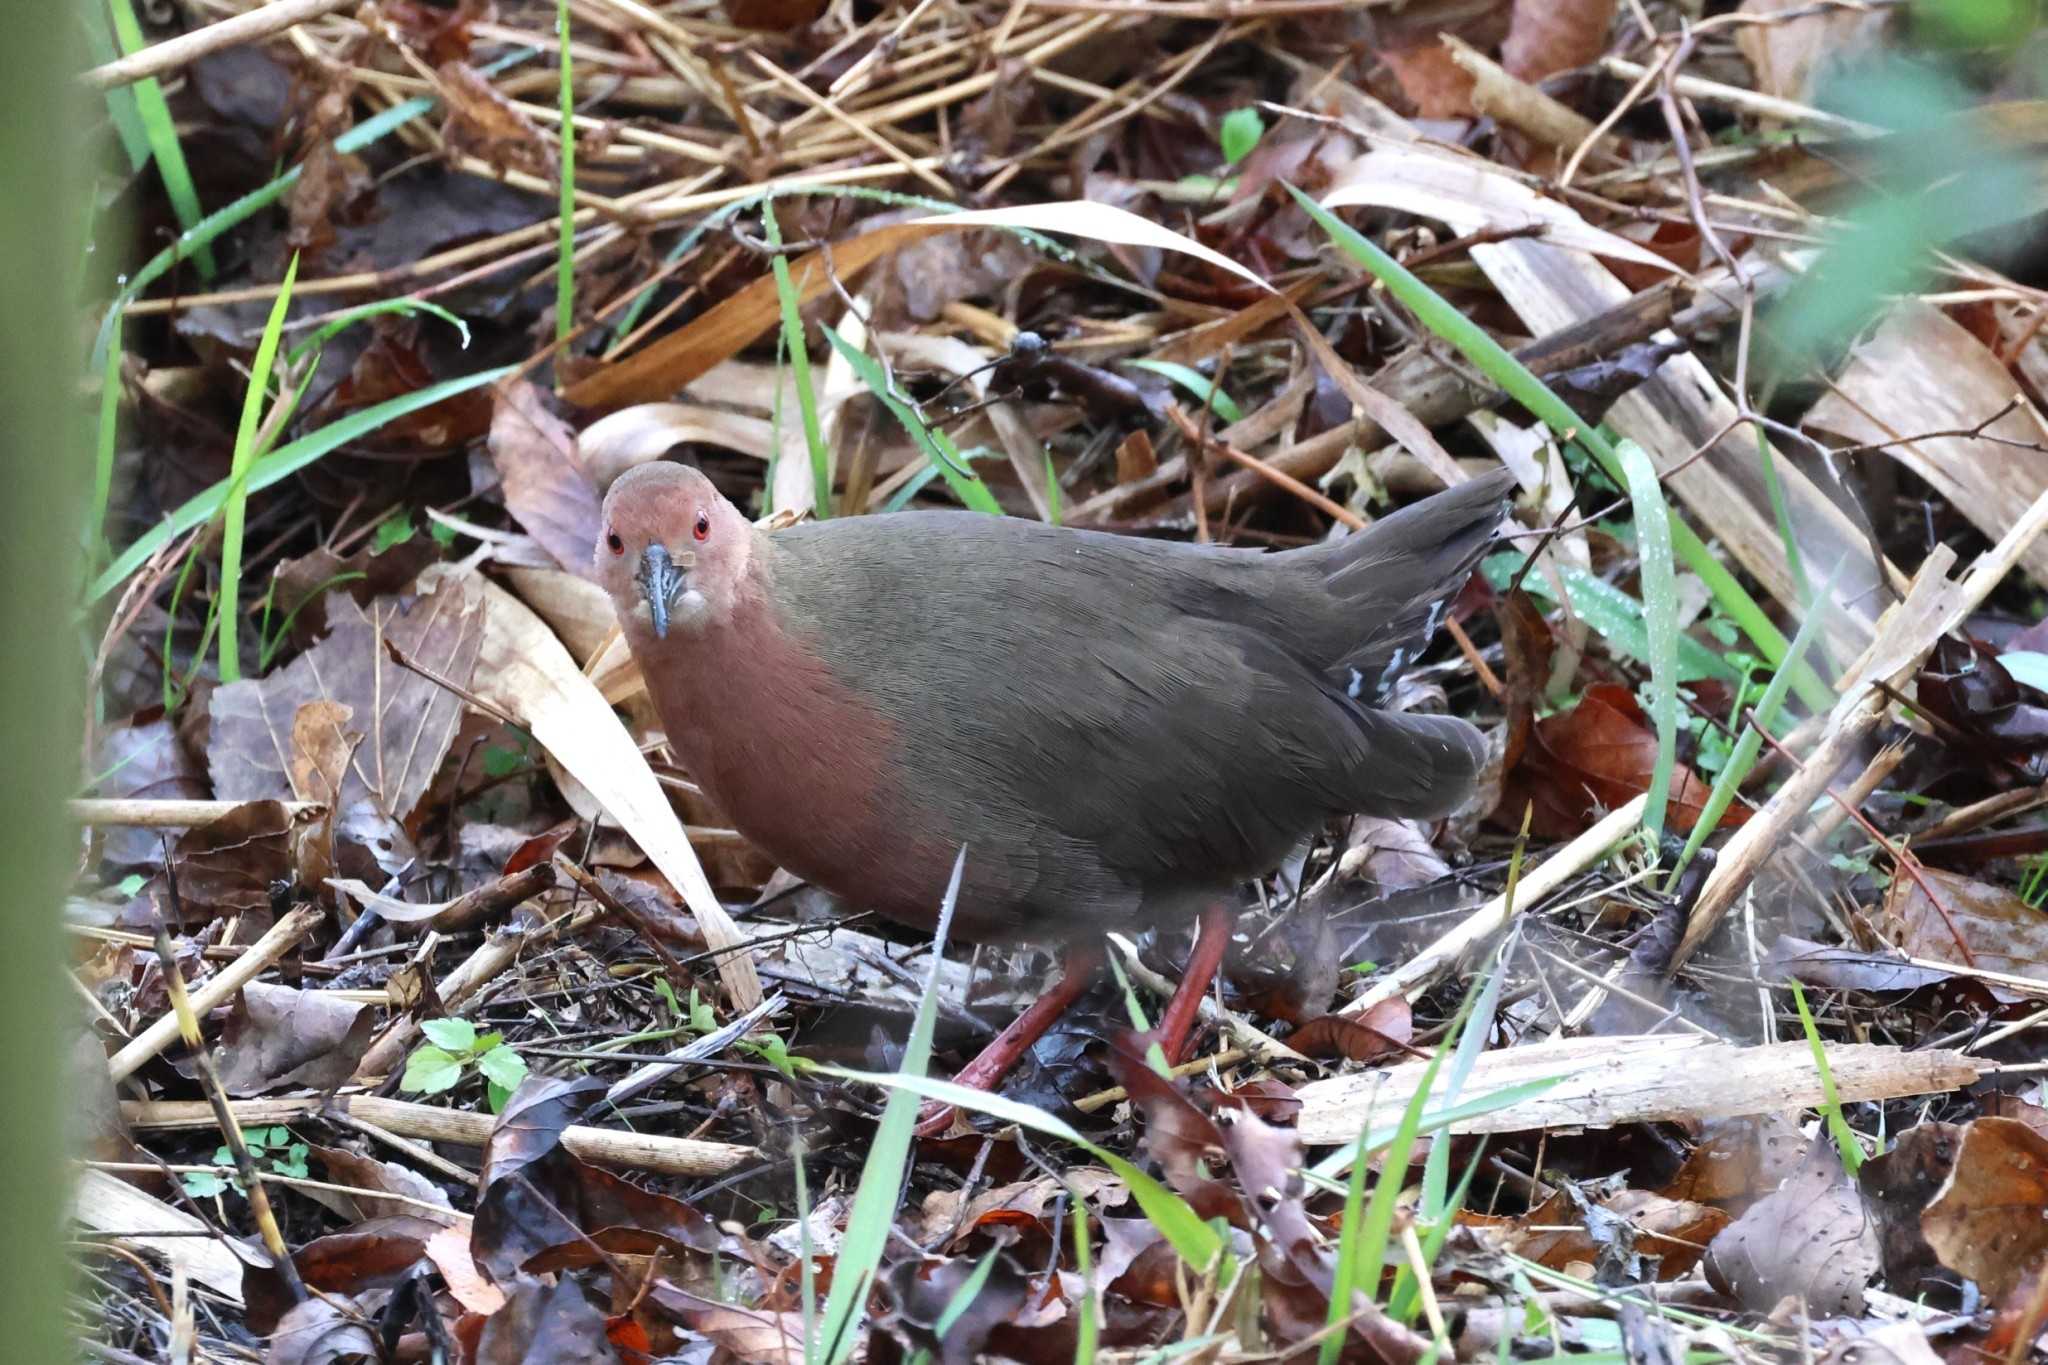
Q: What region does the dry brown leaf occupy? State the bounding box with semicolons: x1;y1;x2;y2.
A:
488;380;602;578
212;982;377;1095
446;567;762;1007
1881;864;2048;980
1706;1135;1878;1314
1499;683;1733;838
1735;0;1890;104
1502;0;1617;83
156;800;297;920
576;402;776;491
1503;1187;1728;1280
437;60;556;179
1806;302;2048;590
1922;1117;2048;1299
209;574;484;823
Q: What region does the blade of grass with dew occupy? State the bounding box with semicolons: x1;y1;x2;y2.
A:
814;1067;1223;1271
217;254;299;684
821;325;999;513
287;298;470;370
1285;184;1832;714
88;364;514;603
1531;567;1737;683
103;0;212;277
1666;555;1845;887
813;849;964;1365
1123;359;1242;424
1791;979;1863;1176
89;306;124;570
1072;1198;1098;1365
554;0;575;345
1617;440;1677;844
765;207;833;517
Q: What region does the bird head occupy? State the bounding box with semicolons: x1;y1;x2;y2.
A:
596;462;752;640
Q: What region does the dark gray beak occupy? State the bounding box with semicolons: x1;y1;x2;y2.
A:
637;544;686;639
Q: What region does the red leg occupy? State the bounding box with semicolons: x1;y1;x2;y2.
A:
916;944;1104;1136
1153;903;1234;1065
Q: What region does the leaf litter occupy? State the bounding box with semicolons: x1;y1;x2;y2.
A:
67;0;2048;1360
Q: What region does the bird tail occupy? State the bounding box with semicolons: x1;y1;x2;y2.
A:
1309;468;1517;705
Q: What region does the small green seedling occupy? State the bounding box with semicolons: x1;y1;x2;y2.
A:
181;1125;307;1199
1219;106;1264;166
370;509;416;554
402;1017;529;1111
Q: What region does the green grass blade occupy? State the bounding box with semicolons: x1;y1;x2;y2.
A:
1323;1042;1449;1365
813;849;966;1365
814;1066;1223;1271
217;253;299;683
1617;440;1677;843
765;207;832;517
1790;980;1863;1175
1072;1198;1098;1365
82;7;149;171
821;325;1000;514
1543;568;1738;682
1666;555;1844;886
287;298;470;370
1306;1077;1563;1186
932;1250;999;1338
1123;358;1242;423
554;0;576;345
88;364;514;603
1286;184;1833;714
104;0;213;277
89;306;124;570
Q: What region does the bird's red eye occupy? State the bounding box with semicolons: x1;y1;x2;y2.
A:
693;511;710;542
605;531;624;556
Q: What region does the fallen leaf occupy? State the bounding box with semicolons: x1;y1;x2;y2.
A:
472;1273;612;1363
209;574;484;824
1882;865;2048;979
1500;683;1733;838
1705;1135;1878;1314
1858;1121;1961;1297
1288;999;1412;1063
1324;146;1680;273
438;60;556;179
1736;0;1890;103
146;800;296;922
212;982;377;1095
453;567;761;1006
488;381;602;577
1922;1117;2048;1299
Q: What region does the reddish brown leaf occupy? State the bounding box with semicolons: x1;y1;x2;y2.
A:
1922;1117;2048;1299
1499;682;1736;838
1287;999;1412;1063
